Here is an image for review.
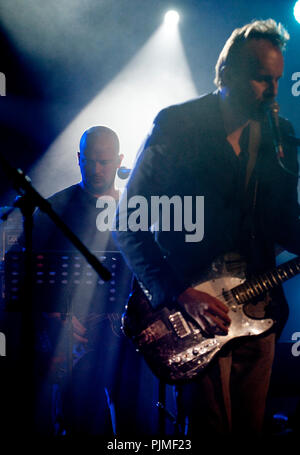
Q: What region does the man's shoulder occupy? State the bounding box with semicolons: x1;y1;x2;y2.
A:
47;184;81;209
160;92;218;115
169;91;217;111
48;184;80;201
154;92;219;130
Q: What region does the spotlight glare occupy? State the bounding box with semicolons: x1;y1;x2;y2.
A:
164;10;180;27
294;0;300;24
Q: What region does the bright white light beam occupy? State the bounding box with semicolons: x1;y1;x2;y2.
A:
294;1;300;24
29;18;197;197
164;10;180;27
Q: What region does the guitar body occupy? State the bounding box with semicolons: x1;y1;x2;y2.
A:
122;275;274;384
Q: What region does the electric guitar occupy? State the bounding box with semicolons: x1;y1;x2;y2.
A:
122;255;300;384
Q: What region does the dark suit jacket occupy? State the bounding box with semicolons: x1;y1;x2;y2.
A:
114;92;300;331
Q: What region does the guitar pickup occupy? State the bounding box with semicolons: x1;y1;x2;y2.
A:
169;312;191;338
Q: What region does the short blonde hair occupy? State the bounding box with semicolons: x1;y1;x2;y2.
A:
214;19;289;88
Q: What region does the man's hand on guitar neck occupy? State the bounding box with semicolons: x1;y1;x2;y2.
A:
177;288;231;336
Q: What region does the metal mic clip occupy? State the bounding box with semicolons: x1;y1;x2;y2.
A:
117;166;131;179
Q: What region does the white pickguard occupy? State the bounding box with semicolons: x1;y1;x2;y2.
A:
167;276;274;379
195;275;274;342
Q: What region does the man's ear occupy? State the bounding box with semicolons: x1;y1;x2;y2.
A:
221;65;239;90
118;153;124;168
77;152;80;165
220;65;231;87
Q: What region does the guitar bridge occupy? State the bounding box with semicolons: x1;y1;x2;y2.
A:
169;312;191;338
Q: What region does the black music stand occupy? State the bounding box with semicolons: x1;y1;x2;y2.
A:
4;249;124;435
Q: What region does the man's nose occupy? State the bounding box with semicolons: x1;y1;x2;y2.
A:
94;161;103;173
266;79;278;99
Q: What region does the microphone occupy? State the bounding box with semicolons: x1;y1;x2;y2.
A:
117;166;131;179
267;101;284;159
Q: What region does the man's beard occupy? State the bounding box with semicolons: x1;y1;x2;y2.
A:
85;177;115;195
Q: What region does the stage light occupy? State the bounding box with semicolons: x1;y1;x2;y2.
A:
294;0;300;24
164;10;180;27
30;18;197;197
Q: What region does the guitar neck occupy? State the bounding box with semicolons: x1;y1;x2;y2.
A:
231;256;300;304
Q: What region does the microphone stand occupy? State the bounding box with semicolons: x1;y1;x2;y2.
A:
0;151;111;438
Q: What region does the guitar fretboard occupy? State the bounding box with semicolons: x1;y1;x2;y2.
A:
231;256;300;304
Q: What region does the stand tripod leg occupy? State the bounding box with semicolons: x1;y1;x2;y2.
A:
174;385;188;435
158;380;166;434
59;307;74;435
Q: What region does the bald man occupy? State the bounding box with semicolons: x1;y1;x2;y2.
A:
26;126;133;436
78;126;123;199
32;126;123;252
